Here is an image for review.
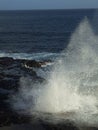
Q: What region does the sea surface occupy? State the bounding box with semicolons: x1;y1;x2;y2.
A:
0;9;97;60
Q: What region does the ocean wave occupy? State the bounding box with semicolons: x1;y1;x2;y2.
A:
0;52;59;61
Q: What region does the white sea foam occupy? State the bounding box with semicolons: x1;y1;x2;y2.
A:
0;52;59;61
10;18;98;126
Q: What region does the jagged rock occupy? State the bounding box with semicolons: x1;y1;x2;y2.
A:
0;79;19;90
0;109;31;127
0;57;47;128
23;60;52;68
0;120;79;130
41;122;79;130
24;60;41;68
0;57;14;67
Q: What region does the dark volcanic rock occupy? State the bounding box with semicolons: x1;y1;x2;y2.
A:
40;121;79;130
0;57;46;89
24;59;52;68
0;79;19;90
0;57;14;67
0;109;31;127
0;119;79;130
0;57;47;127
24;60;41;68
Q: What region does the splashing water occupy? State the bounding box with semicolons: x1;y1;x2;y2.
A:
11;18;98;126
31;18;98;124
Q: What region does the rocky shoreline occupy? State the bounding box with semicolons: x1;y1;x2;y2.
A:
0;57;46;127
0;57;98;130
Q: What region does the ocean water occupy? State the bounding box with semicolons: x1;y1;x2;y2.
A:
0;9;97;60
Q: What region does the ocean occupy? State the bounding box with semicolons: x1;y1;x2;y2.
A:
0;9;97;60
1;9;98;130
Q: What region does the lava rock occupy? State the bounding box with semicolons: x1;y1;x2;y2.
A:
0;79;19;90
0;57;46;128
41;121;79;130
0;57;14;67
24;60;41;68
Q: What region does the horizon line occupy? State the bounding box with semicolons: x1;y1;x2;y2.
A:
0;7;98;11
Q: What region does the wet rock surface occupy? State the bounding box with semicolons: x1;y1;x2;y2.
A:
0;57;45;127
0;122;79;130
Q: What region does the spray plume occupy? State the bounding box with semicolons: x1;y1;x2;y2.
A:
10;18;98;126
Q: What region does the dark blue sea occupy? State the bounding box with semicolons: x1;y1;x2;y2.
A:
0;9;97;60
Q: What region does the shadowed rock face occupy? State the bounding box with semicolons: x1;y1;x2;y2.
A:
0;122;79;130
0;57;45;90
25;60;41;68
1;122;98;130
0;57;46;127
0;57;14;67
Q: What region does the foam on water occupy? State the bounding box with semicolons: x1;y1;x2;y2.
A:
0;52;59;61
10;18;98;126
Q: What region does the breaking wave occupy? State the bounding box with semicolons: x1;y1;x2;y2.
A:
0;52;59;61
